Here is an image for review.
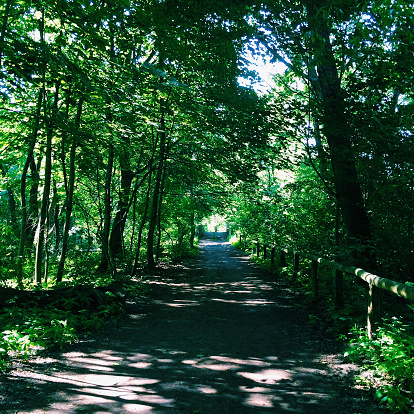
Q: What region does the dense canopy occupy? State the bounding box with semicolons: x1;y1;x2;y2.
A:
0;0;413;286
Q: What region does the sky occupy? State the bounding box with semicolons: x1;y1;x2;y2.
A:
238;45;287;94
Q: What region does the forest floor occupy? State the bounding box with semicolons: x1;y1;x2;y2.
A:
0;239;386;413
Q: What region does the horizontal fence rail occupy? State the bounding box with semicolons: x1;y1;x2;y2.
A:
239;236;414;338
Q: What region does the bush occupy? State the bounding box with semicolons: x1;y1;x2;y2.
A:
345;318;414;413
0;287;127;371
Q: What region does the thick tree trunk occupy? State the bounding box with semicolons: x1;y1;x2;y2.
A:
308;4;375;267
56;95;83;284
109;137;134;260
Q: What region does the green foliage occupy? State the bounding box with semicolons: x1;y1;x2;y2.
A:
229;162;337;258
346;318;414;413
0;284;129;371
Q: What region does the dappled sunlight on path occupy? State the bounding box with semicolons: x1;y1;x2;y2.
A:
1;240;380;413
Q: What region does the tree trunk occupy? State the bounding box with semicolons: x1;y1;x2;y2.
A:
17;88;43;283
98;143;114;272
132;168;153;274
35;80;59;284
0;164;19;237
147;114;167;270
109;137;134;260
155;164;167;261
27;155;40;246
34;128;53;284
0;0;12;65
307;4;375;267
56;94;83;284
189;210;196;249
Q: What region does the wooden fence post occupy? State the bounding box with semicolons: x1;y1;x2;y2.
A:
311;260;318;298
271;246;275;266
263;244;267;260
293;252;300;278
367;282;382;339
334;270;344;310
280;250;287;267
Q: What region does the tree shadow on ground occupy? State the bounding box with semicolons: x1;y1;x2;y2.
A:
1;241;383;413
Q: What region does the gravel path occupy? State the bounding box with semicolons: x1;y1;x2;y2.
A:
1;240;383;413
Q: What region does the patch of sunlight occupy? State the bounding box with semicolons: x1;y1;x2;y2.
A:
66;357;118;369
79;374;151;387
91;350;123;361
122;403;153;413
237;369;292;384
127;353;155;361
129;361;152;369
211;298;275;306
211;298;240;304
62;351;87;357
244;393;274;408
182;358;239;371
116;378;160;387
165;299;201;307
117;385;154;393
197;385;218;394
210;356;272;367
242;299;275;306
133;394;175;405
157;358;174;364
294;366;326;375
80;387;124;398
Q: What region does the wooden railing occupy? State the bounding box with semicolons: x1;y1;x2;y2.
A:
238;235;414;338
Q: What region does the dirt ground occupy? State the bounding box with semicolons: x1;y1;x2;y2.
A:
0;239;385;413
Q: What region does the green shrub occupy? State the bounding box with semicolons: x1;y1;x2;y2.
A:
0;287;127;371
345;318;414;413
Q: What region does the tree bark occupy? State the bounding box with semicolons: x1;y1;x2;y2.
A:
155;163;167;261
147;113;167;270
189;210;196;249
307;4;375;267
98;142;114;272
35;123;53;284
132;167;153;274
0;164;19;237
109;137;134;260
17;88;43;283
0;0;12;65
56;94;83;283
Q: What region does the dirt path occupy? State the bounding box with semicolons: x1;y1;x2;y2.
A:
1;240;383;413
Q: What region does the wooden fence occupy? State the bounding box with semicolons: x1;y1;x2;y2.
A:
238;235;414;338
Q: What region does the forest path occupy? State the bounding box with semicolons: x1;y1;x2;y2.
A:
2;240;382;413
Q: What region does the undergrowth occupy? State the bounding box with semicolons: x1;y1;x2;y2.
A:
346;317;414;413
0;278;149;372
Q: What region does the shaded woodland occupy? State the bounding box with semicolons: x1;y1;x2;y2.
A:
1;1;414;410
0;1;413;286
